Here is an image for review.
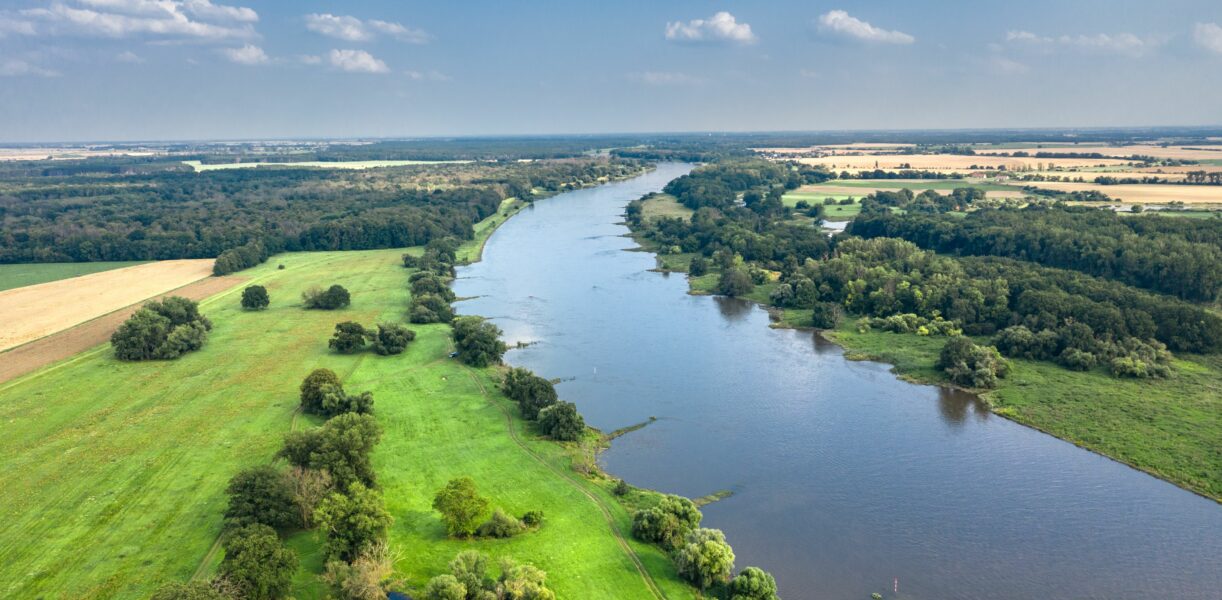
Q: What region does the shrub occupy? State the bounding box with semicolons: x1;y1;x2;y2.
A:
241;285;270;310
688;255;709;277
300;368;342;414
521;510;544;527
537;401;584;441
501;368;558;420
401;253;419;268
675;528;735;590
303;284;351;310
218;524;298;600
451;316;507;367
729;566;779;600
432;477;490;538
937;336;1009;389
1058;347;1097;371
329;322;370;354
810;301;843;329
111;296;211;361
371;323;415;355
476;508;525;538
224;466;297;531
314;483;393;562
613;479;630;496
409;293;454;324
421;574;466;600
717;268;755;297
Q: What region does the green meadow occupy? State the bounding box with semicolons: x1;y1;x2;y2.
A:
0;206;694;598
0;261;148;291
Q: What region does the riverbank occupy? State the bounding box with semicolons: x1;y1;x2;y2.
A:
633;224;1221;503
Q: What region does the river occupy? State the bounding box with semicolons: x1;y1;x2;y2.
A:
454;163;1222;600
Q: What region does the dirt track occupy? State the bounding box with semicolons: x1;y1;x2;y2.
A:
0;276;241;385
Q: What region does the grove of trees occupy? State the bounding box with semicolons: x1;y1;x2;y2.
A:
111;296;212;361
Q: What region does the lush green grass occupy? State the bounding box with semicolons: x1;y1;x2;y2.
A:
781;193;862;219
1145;210;1222;219
0;261;148;291
0;232;696;597
639;193;694;222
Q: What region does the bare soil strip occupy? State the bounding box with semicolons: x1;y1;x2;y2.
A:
0;276;242;384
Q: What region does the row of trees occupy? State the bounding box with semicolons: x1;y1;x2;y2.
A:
329;322;416;355
214;240;269;276
501;368;585;441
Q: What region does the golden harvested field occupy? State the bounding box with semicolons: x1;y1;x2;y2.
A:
0;259;215;351
801;184;1024;198
0;148;158;161
755;143;912;153
1028;181;1222;205
795;154;1130;171
974;145;1222;161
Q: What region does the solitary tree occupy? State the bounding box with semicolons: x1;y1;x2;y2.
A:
432;477;490;537
675;528;736;591
218;524;298;600
241;285;270;310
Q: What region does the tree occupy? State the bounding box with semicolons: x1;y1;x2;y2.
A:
241;285;270;310
280;413;382;491
300;368;342;414
224;465;297;531
937;336;1009;389
314;483;393;562
422;575;467;600
371;322;415;355
632;495;701;549
322;542;394;600
329;321;370;354
149;582;228;600
304;284;351;309
409;293;455;324
448;550;492;595
537;401;584;441
218;524;298;600
675;528;735;591
501;368;558;420
287;466;333;528
451;316;507;367
432;477;490;537
729;567;780;600
318;385;374;417
411;274;456;302
810;301;843;329
496;559;555;600
717;268;755;297
688;255;709;277
111;296;211;361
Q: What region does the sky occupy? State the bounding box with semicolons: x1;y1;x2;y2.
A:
1;0;1221;142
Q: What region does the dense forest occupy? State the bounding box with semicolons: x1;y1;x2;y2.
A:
0;158;643;264
629;162;1222;380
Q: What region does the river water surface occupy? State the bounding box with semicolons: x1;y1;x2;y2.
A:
454;164;1222;600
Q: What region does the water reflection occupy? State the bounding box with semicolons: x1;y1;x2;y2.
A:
937;388;989;426
713;295;753;320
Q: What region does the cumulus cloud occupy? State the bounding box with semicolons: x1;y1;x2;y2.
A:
818;10;914;44
0;58;60;77
629;71;704;85
1006;29;1164;57
18;0;258;40
665;12;755;45
328;48;388;73
305;13;430;43
1195;22;1222;55
221;43;267;65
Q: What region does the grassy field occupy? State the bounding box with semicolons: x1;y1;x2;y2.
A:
0;261;147;291
0;205;695;598
182;159;470;171
655;252;1222;502
639;193;694;222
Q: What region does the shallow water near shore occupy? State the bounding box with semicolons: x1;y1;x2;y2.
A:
455;163;1222;600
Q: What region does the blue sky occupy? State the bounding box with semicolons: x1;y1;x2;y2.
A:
1;0;1221;142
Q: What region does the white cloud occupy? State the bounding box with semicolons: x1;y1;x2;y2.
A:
988;56;1029;74
0;58;60;77
328;48;388;73
305;13;430;43
115;49;144;63
798;68;817;79
1194;22;1222;55
0;15;37;37
299;54;322;65
1006;29;1163;57
221;43;267;65
629;71;704;85
404;69;451;82
818;10;914;44
665;12;756;45
20;0;257;40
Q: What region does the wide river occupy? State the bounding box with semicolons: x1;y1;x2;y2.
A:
454;163;1222;600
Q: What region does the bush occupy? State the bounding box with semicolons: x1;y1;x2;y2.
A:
501;368;558;420
329;321;369;354
241;285;270;310
409;293;454;324
218;524;298;600
421;575;466;600
322;542;394;600
314;483;393;562
632;495;701;549
371;323;415;355
476;508;525;538
521;510;544;527
810;301;843;329
688;255;709;277
149;582;229;600
224;466;297;531
300;368;342;414
451;316;507;367
111;296;211;361
537;401;584;441
1058;347;1097;371
401;253;419;268
675;528;735;590
432;477;490;538
937;336;1009;389
613;479;630;496
303;284;351;310
717;268;755;297
729;566;779;600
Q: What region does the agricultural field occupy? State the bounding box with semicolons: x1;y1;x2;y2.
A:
1029;181;1222;206
792;153;1130;172
972;144;1222;161
0;243;692;599
0;259;215;351
0;261;147;292
182;159;471;171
